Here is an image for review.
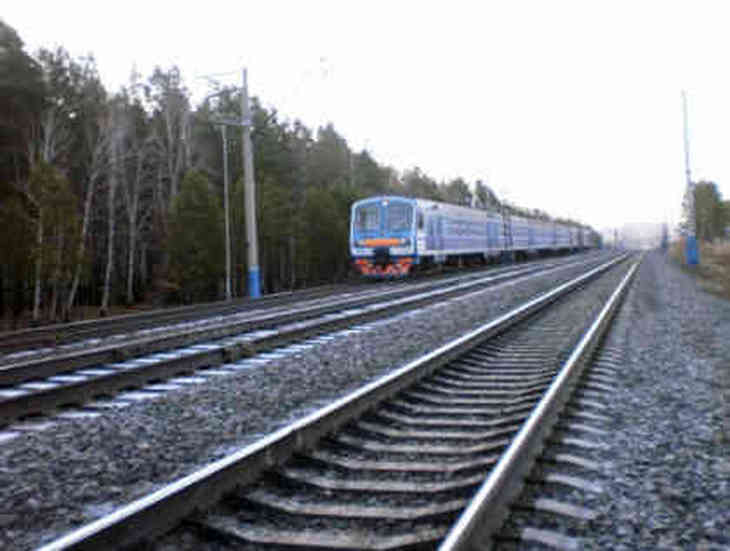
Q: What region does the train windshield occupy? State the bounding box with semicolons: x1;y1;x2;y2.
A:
354;204;380;231
386;203;412;232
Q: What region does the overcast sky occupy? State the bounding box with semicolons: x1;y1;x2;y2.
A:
6;1;730;232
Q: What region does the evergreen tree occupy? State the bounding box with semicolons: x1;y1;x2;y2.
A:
0;20;45;323
693;181;725;241
443;177;473;206
402;167;441;200
167;171;224;302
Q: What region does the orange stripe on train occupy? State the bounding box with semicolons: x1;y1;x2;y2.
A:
362;238;401;246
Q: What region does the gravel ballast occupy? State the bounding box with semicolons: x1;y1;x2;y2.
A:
0;253;617;550
588;251;730;550
499;251;730;550
151;260;635;551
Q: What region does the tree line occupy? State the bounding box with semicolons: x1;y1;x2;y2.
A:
0;19;590;328
680;181;730;242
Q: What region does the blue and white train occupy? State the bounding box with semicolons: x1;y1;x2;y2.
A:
350;195;598;277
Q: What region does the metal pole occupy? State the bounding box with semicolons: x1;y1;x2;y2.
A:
242;68;261;297
682;90;699;265
201;89;236;300
221;125;232;300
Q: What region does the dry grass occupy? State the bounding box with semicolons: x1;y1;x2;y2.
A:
672;238;730;299
700;242;730;298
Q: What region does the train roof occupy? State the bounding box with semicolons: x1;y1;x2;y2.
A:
352;195;416;207
351;195;594;231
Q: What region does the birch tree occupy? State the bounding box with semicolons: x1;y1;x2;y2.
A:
23;49;75;321
120;121;159;304
99;103;127;316
64;108;109;318
148;67;191;254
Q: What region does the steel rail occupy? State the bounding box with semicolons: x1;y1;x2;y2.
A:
36;253;628;551
0;253;604;356
0;265;505;353
0;283;347;354
439;255;641;551
1;256;609;425
0;255;606;389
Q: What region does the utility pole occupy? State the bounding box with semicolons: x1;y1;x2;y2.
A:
200;72;261;299
242;68;261;297
201;88;234;300
682;90;699;265
220;125;232;300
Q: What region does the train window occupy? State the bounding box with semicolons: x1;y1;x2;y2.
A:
354;204;379;231
386;203;413;231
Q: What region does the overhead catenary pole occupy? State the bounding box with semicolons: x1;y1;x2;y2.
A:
221;125;232;300
682;90;699;265
242;68;261;297
201;88;234;301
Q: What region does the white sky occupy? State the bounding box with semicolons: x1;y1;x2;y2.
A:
6;1;730;231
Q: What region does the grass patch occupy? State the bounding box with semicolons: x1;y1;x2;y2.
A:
671;239;730;299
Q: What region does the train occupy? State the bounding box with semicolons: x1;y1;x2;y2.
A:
350;195;599;277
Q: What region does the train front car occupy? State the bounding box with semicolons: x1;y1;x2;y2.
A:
350;196;417;277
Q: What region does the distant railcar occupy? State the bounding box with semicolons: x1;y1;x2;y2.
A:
350;196;595;277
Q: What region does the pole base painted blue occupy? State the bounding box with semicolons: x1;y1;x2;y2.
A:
685;236;699;266
248;267;261;298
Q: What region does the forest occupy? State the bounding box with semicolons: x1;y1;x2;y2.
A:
0;19;585;329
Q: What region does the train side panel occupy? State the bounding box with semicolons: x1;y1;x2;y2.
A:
416;199;494;260
350;195;598;277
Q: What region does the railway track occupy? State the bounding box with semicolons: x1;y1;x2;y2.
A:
0;253;613;429
0;256;588;357
489;345;619;550
1;256;597;368
0;283;350;355
38;252;637;551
